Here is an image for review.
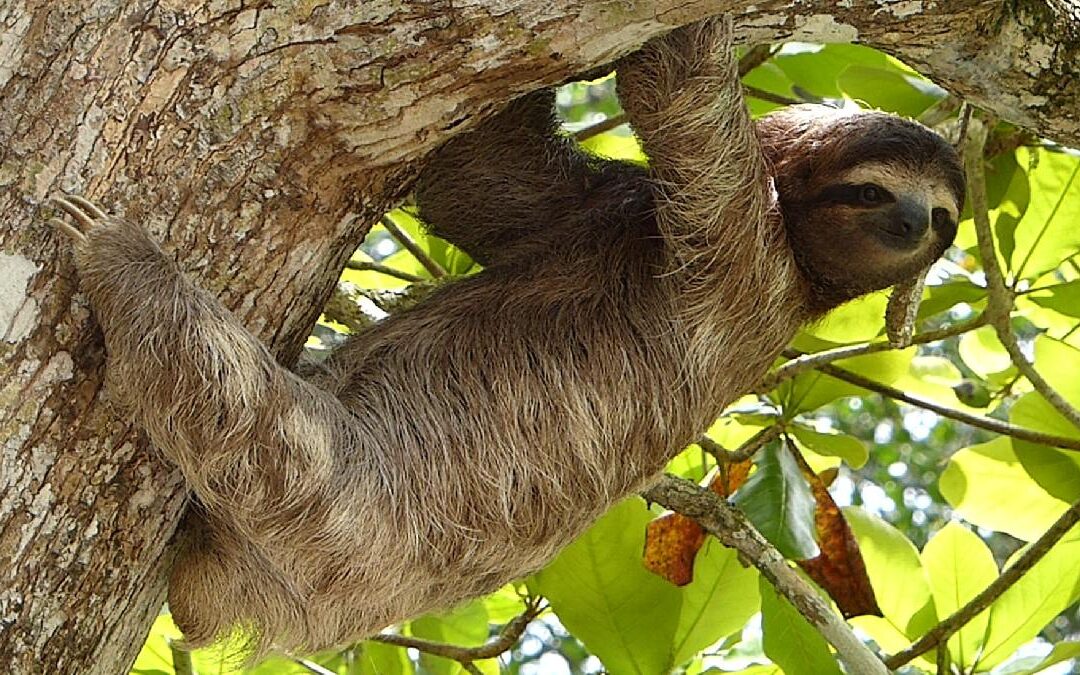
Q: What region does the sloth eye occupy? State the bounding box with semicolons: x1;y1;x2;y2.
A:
859;184;886;204
932;207;952;228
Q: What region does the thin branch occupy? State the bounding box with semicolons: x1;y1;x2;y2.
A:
642;475;888;675
965;116;1080;432
292;657;338;675
885;496;1080;669
380;215;446;279
738;43;778;76
573;113;628;141
168;641;194;675
794;357;1080;451
743;84;802;107
370;598;544;667
700;424;783;464
759;314;989;391
345;259;426;283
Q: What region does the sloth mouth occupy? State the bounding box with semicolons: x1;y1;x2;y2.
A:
874;226;924;251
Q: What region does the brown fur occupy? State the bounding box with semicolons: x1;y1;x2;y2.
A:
51;19;962;657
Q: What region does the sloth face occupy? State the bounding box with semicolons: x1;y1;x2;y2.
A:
758;105;965;311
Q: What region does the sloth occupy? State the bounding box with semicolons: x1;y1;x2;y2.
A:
50;18;963;657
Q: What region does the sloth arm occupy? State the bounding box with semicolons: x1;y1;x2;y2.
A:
616;18;780;300
414;90;602;266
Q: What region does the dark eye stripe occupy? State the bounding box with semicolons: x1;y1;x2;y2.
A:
817;183;895;206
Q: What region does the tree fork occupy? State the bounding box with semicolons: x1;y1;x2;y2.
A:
1;1;1078;671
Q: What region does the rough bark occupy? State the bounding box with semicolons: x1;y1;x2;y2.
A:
0;1;1076;672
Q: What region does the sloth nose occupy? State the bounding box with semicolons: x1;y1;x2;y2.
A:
895;197;929;240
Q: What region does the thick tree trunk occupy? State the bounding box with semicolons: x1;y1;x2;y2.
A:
0;1;1076;672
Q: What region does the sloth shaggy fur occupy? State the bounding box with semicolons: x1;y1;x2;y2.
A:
52;19;964;657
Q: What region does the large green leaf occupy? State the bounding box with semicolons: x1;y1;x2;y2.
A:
836;64;942;117
775;349;912;415
1009;641;1080;675
921;522;998;670
759;578;842;675
1029;279;1080;319
356;641;410;675
733;441;819;559
672;539;761;665
531;499;756;674
979;526;1080;670
1010;147;1080;279
790;424;868;468
940;438;1070;540
844;508;934;635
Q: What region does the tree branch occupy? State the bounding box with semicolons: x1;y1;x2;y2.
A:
700;424;783;464
345;260;426;283
759;314;990;391
885;496;1080;669
964;116;1080;432
380;215;447;279
788;356;1080;452
642;475;888;675
369;599;545;668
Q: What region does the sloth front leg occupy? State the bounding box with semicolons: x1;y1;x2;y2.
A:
49;197;357;539
616;17;775;269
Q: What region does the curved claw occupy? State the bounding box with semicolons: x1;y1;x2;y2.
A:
63;194;108;220
48;217;88;243
50;195;98;233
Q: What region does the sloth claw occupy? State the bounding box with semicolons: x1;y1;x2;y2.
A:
49;194;106;241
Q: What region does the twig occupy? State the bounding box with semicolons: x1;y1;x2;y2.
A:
574;114;628;141
965;116;1080;432
168;641;194;675
700;424;782;464
743;84;802;107
885;496;1080;669
293;657;338;675
345;259;426;283
370;598;544;667
738;43;778;76
759;314;989;391
380;215;446;279
795;357;1080;451
642;475;888;675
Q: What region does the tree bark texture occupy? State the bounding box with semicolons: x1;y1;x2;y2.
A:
0;1;1076;672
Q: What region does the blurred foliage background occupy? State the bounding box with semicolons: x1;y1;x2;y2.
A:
132;39;1080;675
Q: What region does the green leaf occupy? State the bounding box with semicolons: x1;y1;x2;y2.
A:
671;539;761;665
532;499;759;674
1010;147;1080;279
733;442;819;559
790;424;868;468
844;507;934;636
803;292;889;344
1009;641;1080;675
958;324;1016;381
917;278;987;319
776;349;911;414
1029;279;1080;319
530;499;685;675
979;525;1080;670
836;65;942;117
759;578;842;675
1012;439;1080;504
940;438;1070;540
581;130;645;162
921;522;998;670
356;641;410;675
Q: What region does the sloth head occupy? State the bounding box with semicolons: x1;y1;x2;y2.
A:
758;104;965;314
